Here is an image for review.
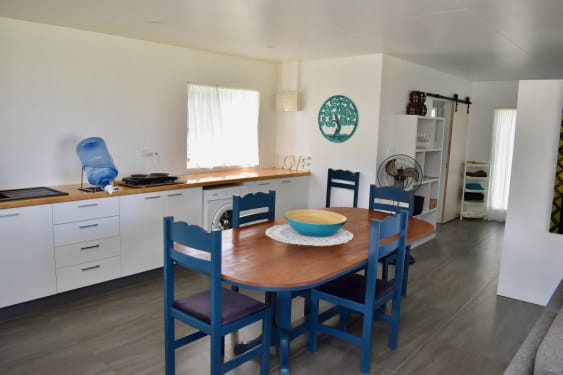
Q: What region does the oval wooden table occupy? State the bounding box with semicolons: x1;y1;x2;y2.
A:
180;207;434;375
223;207;434;374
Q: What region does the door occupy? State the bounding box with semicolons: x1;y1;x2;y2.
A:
441;102;469;223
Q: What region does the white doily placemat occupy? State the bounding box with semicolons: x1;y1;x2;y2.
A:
265;224;353;246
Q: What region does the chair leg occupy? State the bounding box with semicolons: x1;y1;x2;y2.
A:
211;334;223;375
308;293;320;353
338;306;349;331
303;290;311;317
382;256;390;282
402;246;411;297
359;310;375;373
164;314;175;375
260;309;272;375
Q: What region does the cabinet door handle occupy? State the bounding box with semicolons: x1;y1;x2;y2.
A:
81;264;101;271
79;223;99;229
0;212;20;218
145;196;161;200
78;203;98;208
167;193;183;197
80;244;100;250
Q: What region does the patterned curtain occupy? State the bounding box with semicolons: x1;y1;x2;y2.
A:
550;109;563;234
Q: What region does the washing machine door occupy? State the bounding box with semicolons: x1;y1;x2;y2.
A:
212;203;233;230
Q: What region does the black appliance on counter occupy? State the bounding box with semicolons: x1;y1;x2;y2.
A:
0;187;69;201
119;173;180;187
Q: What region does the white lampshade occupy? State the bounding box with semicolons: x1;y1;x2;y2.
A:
276;91;301;112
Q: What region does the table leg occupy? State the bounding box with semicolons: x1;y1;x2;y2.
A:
277;291;292;375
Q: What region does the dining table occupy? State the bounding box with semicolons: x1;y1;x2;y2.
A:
180;207;435;375
225;207;434;374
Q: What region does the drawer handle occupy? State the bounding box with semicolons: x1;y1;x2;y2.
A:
167;193;183;197
80;244;100;250
81;264;101;271
79;223;99;229
258;182;270;186
78;203;98;208
0;212;20;218
281;180;292;183
145;196;161;200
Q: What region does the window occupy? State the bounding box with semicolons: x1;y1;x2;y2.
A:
187;84;260;169
488;108;517;222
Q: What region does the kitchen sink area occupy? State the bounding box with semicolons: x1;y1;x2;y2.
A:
0;187;69;202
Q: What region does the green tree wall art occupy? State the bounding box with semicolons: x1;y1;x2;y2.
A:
550;108;563;234
318;95;358;143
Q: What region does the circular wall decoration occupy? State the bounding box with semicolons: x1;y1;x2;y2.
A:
318;95;359;143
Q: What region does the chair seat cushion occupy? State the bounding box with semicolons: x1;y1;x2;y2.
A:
317;273;395;304
174;288;267;326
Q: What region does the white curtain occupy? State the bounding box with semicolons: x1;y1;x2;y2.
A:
187;84;260;169
488;109;517;222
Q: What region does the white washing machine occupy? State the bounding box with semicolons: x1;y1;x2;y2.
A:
202;184;248;231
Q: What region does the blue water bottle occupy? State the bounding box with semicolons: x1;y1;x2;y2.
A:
76;137;118;187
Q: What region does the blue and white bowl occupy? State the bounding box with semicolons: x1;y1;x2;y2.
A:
285;209;347;237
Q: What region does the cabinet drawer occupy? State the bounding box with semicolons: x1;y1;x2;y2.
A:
55;236;120;268
54;216;119;246
56;256;121;292
53;197;119;224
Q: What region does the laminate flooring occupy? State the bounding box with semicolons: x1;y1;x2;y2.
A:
0;220;543;374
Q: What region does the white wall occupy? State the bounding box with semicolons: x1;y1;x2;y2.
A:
378;55;472;165
465;81;519;161
0;17;277;189
497;79;563;305
276;55;383;209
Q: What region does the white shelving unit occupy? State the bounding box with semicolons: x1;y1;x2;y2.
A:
460;161;489;220
394;115;445;244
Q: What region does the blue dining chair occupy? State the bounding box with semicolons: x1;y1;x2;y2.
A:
231;190;276;294
231;190;310;354
163;217;272;375
326;168;361;208
308;210;408;373
369;185;414;296
232;190;276;228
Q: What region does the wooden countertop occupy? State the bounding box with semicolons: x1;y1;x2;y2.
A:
0;168;310;209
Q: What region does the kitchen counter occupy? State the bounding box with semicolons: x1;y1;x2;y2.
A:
0;168;310;209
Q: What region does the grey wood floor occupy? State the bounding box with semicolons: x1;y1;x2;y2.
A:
0;220;542;374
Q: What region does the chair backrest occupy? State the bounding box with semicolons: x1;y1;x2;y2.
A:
163;217;222;326
364;211;408;305
232;190;276;228
326;168;361;208
368;185;415;217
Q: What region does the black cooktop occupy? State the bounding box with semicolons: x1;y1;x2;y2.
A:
0;186;69;201
119;173;179;187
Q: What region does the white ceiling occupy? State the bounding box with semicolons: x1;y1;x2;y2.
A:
1;0;563;81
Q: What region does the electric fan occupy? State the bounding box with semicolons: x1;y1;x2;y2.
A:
377;154;423;191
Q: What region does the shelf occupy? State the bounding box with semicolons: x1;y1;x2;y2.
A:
460;161;490;221
461;211;487;219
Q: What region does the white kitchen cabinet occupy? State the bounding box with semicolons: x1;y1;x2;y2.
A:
0;205;56;308
120;187;203;276
245;179;279;194
162;187;203;225
53;196;121;292
275;176;310;219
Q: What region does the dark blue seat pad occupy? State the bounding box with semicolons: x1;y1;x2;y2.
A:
173;288;268;326
316;273;394;304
